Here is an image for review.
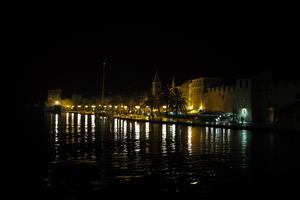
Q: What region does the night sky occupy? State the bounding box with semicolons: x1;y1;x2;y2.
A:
8;2;299;104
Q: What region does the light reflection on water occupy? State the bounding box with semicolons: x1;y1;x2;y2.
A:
48;113;250;162
44;113;253;193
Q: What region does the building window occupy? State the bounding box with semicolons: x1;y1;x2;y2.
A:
240;80;243;88
245;80;248;88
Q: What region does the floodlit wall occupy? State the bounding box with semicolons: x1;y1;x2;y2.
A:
179;73;299;123
205;79;252;122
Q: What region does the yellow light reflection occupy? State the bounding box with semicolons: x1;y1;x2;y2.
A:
120;119;123;130
169;124;176;151
135;121;140;140
205;127;209;133
55;114;58;125
55;114;59;142
84;115;88;143
129;122;132;133
91;114;96;142
77;113;81;133
54;114;59;161
123;120;127;135
188;126;192;154
114;118;118;134
145;122;150;140
85;114;88;133
71;113;74;133
66;112;69;133
91;114;95;132
162;124;167;153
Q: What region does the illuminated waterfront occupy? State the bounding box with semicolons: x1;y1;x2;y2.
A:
19;112;300;197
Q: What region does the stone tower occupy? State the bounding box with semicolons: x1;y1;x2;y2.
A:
172;76;175;88
152;71;162;96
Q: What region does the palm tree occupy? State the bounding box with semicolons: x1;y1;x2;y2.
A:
144;94;160;120
159;85;173;114
170;88;187;116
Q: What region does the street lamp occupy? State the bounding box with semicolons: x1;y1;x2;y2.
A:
101;62;106;105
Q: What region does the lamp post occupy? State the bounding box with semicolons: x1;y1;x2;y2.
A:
101;62;106;106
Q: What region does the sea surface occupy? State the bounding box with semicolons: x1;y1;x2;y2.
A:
14;111;300;198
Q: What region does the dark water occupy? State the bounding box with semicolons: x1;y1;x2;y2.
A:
15;112;300;198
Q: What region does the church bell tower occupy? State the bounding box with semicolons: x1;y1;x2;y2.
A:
152;71;162;96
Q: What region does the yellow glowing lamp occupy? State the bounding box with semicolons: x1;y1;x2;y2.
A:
54;101;60;105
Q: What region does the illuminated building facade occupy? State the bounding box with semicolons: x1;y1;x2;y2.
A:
205;79;252;122
179;77;252;121
47;89;62;106
45;89;63;112
178;71;300;123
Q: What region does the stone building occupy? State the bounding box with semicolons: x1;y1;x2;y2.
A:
205;79;252;122
44;89;63;112
151;71;162;96
47;89;62;106
178;71;300;123
251;71;300;123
